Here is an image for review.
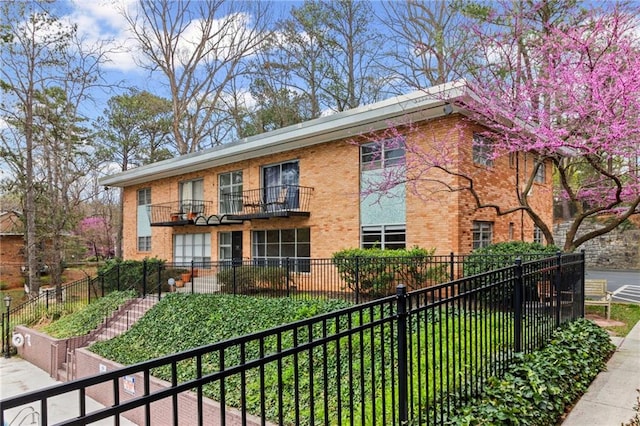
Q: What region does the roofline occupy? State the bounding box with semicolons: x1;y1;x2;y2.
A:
100;81;467;188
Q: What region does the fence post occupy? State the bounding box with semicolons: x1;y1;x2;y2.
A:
2;312;5;358
580;250;586;318
142;260;147;298
191;260;195;294
450;252;455;281
233;260;238;295
514;258;523;353
355;256;360;305
286;257;291;297
396;284;409;424
554;251;562;327
157;263;163;300
117;263;120;291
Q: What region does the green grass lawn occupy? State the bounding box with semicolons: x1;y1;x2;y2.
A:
586;302;640;336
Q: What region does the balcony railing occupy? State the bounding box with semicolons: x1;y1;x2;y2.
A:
148;199;213;226
148;185;313;226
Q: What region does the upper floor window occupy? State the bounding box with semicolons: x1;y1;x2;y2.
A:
472;221;493;249
473;133;493;166
137;188;151;206
179;178;204;214
534;161;546;183
263;161;299;209
361;137;406;171
219;171;243;214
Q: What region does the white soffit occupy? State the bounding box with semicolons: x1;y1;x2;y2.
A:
100;81;466;187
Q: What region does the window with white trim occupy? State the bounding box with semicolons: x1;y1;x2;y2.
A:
361;225;406;250
173;233;211;266
472;221;493;249
533;225;545;244
137;188;151;252
179;179;204;214
219;232;233;261
472;133;493;166
219;171;243;214
361;137;406;171
534;161;546;183
252;228;310;272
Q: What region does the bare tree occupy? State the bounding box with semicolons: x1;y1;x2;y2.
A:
379;0;477;92
0;2;110;295
124;0;272;153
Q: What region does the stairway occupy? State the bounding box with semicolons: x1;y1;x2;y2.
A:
57;297;159;381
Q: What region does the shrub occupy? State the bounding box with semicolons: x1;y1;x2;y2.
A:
446;318;614;425
216;265;292;294
42;290;136;338
97;258;165;293
463;241;559;277
332;247;448;297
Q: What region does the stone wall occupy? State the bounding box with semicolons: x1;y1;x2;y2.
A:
553;220;640;270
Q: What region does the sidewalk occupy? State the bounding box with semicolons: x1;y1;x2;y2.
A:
0;357;136;425
563;319;640;425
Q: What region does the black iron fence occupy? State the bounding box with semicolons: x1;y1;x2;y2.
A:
1;253;585;425
1;252;562;357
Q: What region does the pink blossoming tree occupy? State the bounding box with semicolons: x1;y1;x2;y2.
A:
362;4;640;252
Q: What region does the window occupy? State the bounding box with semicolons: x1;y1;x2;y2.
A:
361;225;406;250
508;222;514;240
179;179;204;214
533;225;545;244
252;228;310;272
263;161;300;209
173;233;211;266
534;161;546;183
219;232;233;261
137;188;151;252
219;171;243;214
472;133;493;166
138;188;151;206
472;221;493;249
361;137;406;171
138;236;151;252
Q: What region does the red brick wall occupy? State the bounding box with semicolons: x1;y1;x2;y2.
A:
120;114;553;261
0;235;24;288
75;348;269;426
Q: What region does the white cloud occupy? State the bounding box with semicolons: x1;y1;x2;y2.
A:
65;0;143;72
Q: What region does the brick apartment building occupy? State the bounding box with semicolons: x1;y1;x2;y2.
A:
100;82;552;266
0;210;24;287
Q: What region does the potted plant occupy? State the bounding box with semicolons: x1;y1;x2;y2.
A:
181;272;192;283
175;279;184;288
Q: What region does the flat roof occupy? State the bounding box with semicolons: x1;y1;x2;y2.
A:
100;81;466;187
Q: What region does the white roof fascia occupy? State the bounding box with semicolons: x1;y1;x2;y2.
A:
100;81;467;188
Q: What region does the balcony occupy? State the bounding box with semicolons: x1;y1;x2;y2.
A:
148;185;313;227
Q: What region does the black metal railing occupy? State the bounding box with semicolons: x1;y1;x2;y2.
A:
222;185;314;218
147;199;214;226
0;253;585;426
1;252;566;357
147;186;314;226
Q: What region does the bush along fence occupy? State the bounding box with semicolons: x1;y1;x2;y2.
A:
1;252;586;425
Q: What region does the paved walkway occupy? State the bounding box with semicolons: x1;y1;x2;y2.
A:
562;319;640;425
0;357;136;425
